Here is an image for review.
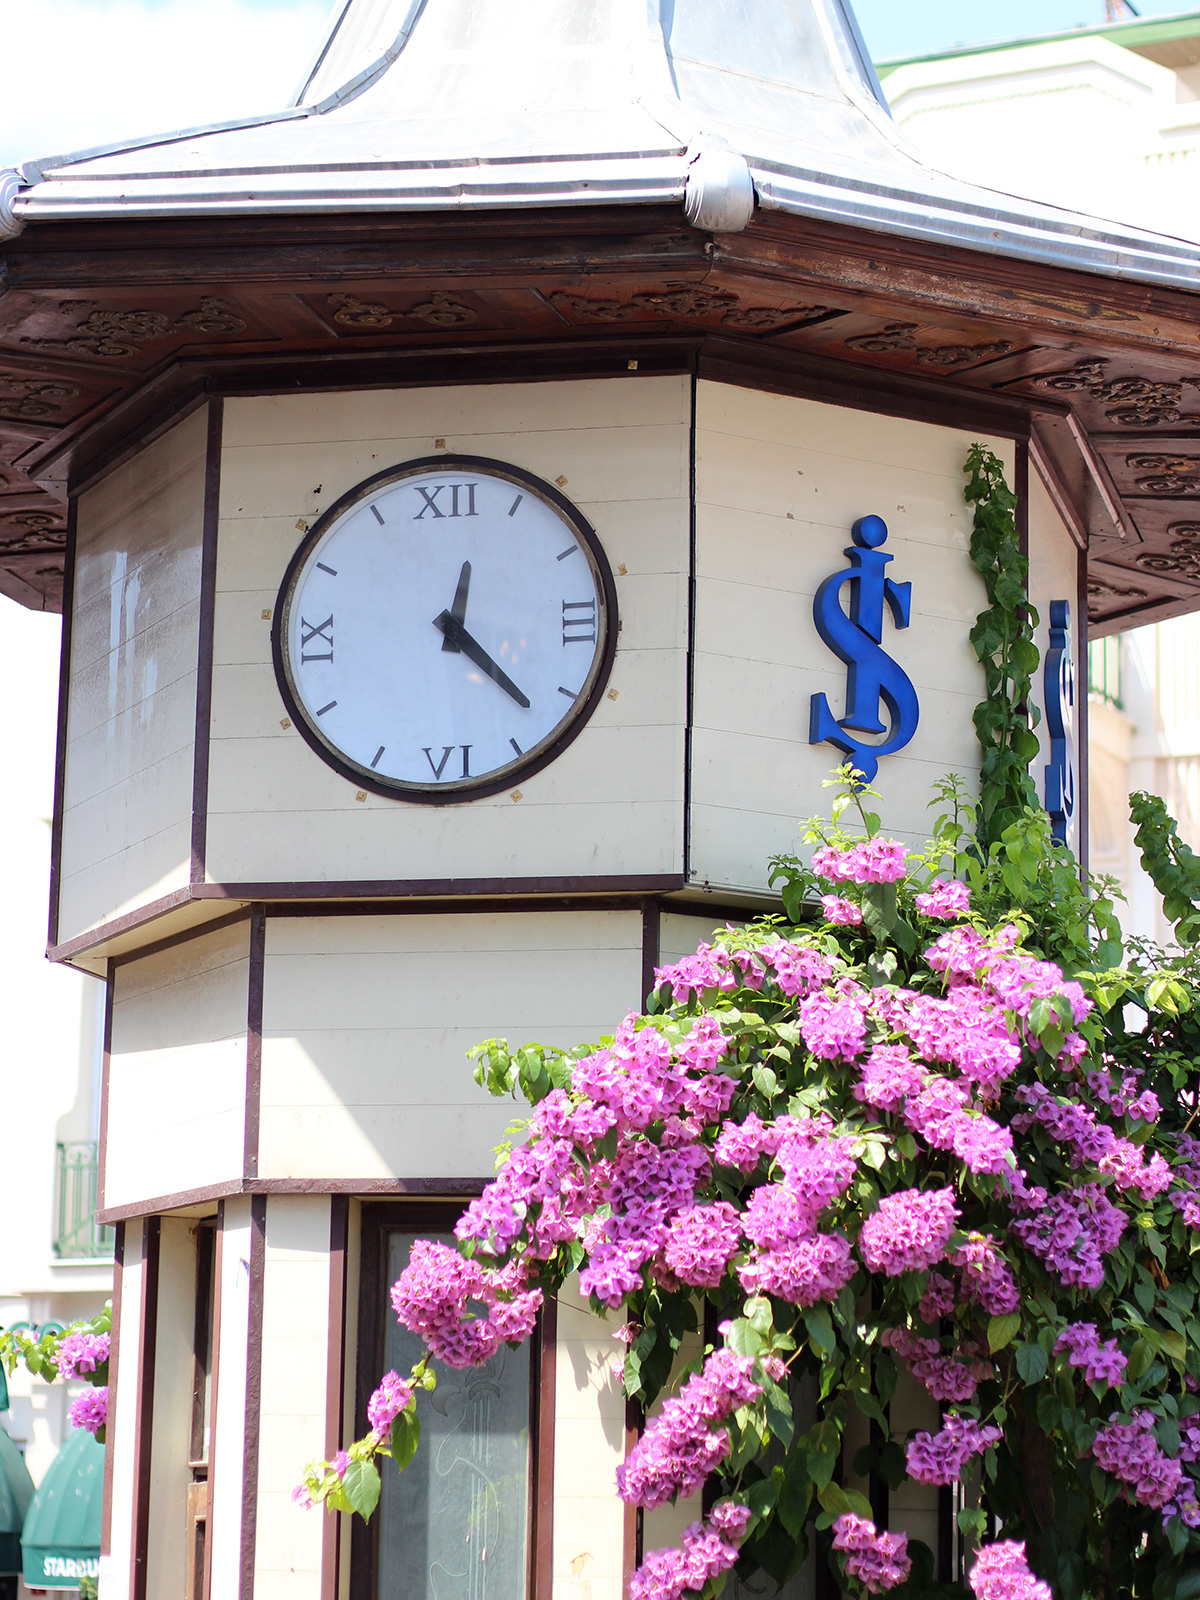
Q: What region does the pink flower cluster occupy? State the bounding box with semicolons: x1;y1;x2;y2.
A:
1091;1412;1186;1509
628;1502;751;1600
915;878;971;920
366;1370;414;1438
68;1386;107;1437
832;1513;912;1593
822;895;863;925
904;1078;1013;1176
907;1412;1003;1485
813;839;909;885
55;1331;109;1379
662;1202;742;1289
854;1045;926;1112
1014;1084;1169;1201
1009;1185;1126;1292
951;1234;1020;1314
859;1187;959;1277
391;1241;541;1367
799;983;869;1061
969;1542;1052;1600
1054;1323;1127;1388
882;1327;992;1402
617;1350;762;1508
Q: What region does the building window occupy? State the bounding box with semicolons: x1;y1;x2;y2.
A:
354;1205;543;1600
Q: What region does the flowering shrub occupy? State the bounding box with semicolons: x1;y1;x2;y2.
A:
294;771;1200;1600
0;1303;111;1444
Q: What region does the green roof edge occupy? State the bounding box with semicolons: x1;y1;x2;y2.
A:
875;8;1200;78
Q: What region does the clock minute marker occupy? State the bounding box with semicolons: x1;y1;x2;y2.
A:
371;746;385;769
316;700;338;716
369;504;385;525
508;495;523;517
556;546;577;561
558;685;575;698
510;738;522;755
316;562;337;576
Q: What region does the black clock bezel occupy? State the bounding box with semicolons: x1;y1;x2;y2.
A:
271;453;619;804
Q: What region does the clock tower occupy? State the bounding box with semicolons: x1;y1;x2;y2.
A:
3;0;1200;1596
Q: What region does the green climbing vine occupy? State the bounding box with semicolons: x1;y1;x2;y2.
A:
1131;791;1200;945
963;443;1043;847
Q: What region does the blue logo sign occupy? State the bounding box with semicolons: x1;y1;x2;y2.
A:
809;514;920;782
1043;598;1076;846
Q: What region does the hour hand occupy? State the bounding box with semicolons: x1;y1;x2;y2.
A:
440;560;471;653
433;610;531;708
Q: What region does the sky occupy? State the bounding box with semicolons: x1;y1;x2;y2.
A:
2;0;1198;168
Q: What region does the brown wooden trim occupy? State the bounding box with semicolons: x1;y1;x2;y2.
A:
1015;440;1029;567
202;1201;225;1600
192;398;222;884
100;1219;125;1557
190;1218;218;1465
97;960;114;1212
530;1293;557;1600
1076;545;1089;878
1028;431;1087;554
623;1397;644;1585
660;896;775;927
108;908;252;969
61;384;209;502
239;1194;267;1600
640;898;660;1011
244;907;265;1183
98;1176;488;1226
48;877;687;962
322;1196;350;1600
47;496;77;948
132;1216;162;1600
697;339;1034;441
683;371;697;884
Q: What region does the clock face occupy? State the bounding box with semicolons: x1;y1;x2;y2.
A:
272;455;617;801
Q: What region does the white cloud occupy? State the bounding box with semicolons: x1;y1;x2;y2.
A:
1;0;329;169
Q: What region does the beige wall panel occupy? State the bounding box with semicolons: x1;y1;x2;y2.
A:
209;1199;253;1597
105;922;249;1209
1027;467;1082;850
146;1218;197;1599
206;379;689;889
60;408;207;942
553;1278;627;1600
97;1226;143;1599
257;911;640;1181
691;383;998;894
658;911;743;965
889;1367;940;1553
253;1197;330;1598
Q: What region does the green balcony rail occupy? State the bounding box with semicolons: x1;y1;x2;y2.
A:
53;1143;113;1260
1088;636;1123;710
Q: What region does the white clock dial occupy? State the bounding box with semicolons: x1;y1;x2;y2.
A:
273;456;616;800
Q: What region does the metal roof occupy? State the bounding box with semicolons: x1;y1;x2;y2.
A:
3;0;1200;291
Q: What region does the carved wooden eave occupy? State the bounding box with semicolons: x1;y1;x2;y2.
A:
3;0;1200;630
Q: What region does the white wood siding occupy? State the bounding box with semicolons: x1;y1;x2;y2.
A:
105;921;249;1209
208;1198;254;1597
146;1218;199;1598
60;408;207;942
258;910;642;1181
253;1197;332;1599
206;378;689;888
691;382;998;894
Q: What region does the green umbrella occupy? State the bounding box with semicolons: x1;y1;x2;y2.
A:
21;1427;102;1591
0;1425;34;1576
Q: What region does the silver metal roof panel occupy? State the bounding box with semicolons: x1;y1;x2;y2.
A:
4;0;1199;292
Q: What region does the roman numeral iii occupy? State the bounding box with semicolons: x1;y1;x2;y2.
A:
300;614;334;662
562;599;597;645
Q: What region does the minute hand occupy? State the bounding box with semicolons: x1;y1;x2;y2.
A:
433;611;531;708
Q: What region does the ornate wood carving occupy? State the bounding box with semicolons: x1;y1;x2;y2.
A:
843;322;1011;365
0;376;79;421
1136;542;1200;579
1088;575;1148;603
1126;454;1200;494
1028;357;1200;427
21;297;246;359
549;286;826;329
327;291;477;329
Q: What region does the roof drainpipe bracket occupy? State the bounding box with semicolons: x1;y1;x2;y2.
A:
683;144;754;233
0;172;25;240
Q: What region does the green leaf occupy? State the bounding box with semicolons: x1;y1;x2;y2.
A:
988;1313;1021;1354
751;1064;779;1100
390;1409;421;1474
1015;1341;1048;1385
341;1459;381;1521
804;1305;836;1357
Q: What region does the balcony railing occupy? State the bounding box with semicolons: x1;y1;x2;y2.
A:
1088;636;1123;710
54;1142;114;1260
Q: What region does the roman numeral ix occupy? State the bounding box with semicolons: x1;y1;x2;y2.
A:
413;483;479;519
423;744;472;780
300;614;334;662
562;599;597;645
